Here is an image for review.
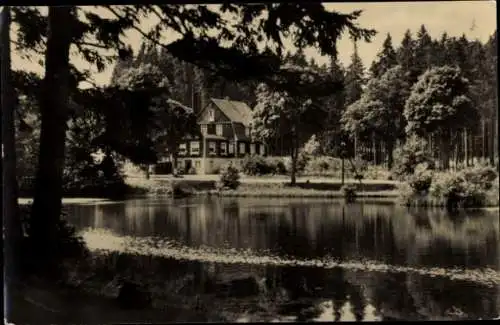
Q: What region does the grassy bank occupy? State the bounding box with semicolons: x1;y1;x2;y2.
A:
126;176;399;199
210;182;398;198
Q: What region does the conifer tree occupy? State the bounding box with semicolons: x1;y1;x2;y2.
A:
344;41;365;106
396;29;417;84
413;25;434;76
369;33;397;79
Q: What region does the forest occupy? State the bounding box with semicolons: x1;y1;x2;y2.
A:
109;25;498;173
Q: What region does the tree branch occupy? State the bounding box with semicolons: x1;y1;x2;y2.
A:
75;41;110;50
10;39;44;55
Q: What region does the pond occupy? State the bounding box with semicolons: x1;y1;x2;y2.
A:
65;197;500;322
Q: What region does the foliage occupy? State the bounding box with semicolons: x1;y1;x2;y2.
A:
242;155;269;176
392;135;435;179
304;156;334;175
404;65;477;137
427;165;498;208
219;163;241;190
340;184;358;202
111;63;199;169
408;163;434;194
302;134;321;157
459;163;498;190
344;41;366;106
341;65;409;168
252;53;335;184
266;157;288;175
369;33;398;78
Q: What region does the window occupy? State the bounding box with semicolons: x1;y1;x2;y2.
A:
179;143;187;156
239;142;246;155
245;127;251;137
220;142;227;156
250;144;256;155
228;141;235;155
201;124;208;135
260;143;265;156
208;141;216;156
207;124;216;135
216;124;223;136
195;160;201;168
208;109;215;122
190;141;200;155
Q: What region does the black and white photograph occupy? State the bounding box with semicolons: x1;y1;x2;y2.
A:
2;1;499;323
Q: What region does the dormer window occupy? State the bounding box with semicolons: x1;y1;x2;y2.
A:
208;109;215;122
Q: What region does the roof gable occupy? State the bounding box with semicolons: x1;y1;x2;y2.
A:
208;98;253;126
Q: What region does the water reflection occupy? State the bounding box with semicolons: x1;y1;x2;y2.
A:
65;197;500;321
67;197;500;270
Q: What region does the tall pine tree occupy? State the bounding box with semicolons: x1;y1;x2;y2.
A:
413;25;434;76
344;41;365;105
369;33;397;79
396;29;418;85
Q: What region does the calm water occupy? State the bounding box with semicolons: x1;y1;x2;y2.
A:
65;197;500;322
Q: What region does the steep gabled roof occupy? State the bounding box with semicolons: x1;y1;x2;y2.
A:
209;98;253;126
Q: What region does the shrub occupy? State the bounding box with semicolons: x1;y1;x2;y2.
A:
188;167;197;175
363;165;392;180
270;158;288;175
428;167;498;209
302;135;321;157
304;156;337;175
397;182;416;206
284;151;309;175
341;184;358;202
460;164;497;190
408;163;434;194
392;135;435;179
242;155;273;176
219;163;241;189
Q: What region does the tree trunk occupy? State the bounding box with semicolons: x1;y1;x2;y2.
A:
386;140;395;170
464;128;468;167
439;135;451;170
170;152;178;176
489;117;495;166
30;7;73;272
2;6;23;293
290;139;298;186
482;119;486;161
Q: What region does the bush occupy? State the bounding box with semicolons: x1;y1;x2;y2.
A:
304;156;337;175
408;163;434;194
460;164;497;190
341;184;358;202
271;158;288;175
392;135;435;179
363;165;392;180
429;165;498;208
242;155;273;176
219;163;241;189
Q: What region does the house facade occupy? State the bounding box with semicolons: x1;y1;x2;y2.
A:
162;98;266;174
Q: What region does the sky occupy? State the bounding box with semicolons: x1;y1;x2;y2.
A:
10;1;497;87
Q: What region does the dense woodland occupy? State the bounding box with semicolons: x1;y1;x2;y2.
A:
112;25;498;171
